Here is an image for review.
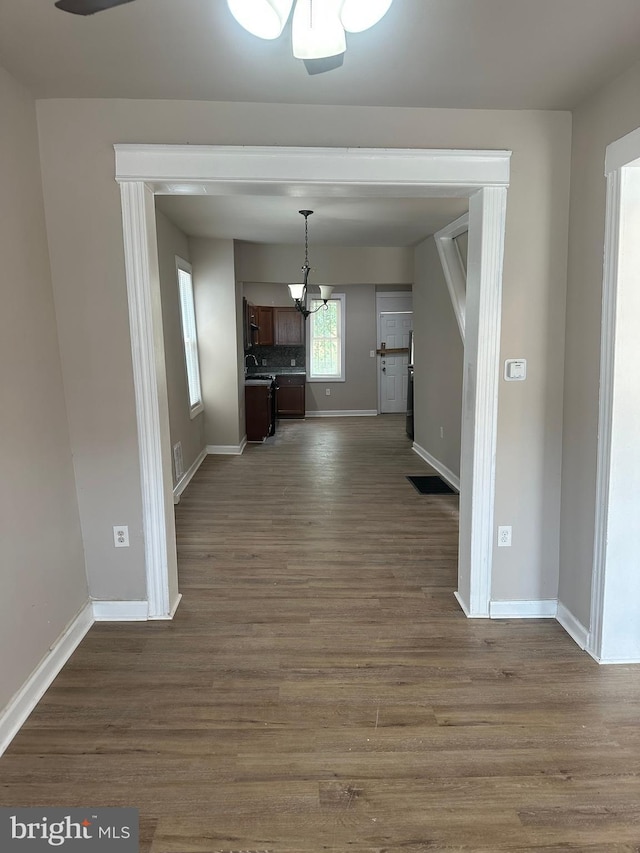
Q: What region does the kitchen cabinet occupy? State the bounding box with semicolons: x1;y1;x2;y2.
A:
254;306;274;346
245;381;275;441
276;374;305;418
275;307;304;346
243;298;257;350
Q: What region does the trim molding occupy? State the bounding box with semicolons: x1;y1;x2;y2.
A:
92;600;149;621
114;145;512;189
605;126;640;174
206;439;246;455
0;602;94;758
305;410;378;418
173;447;207;503
490;599;557;619
556;601;589;650
453;591;472;617
589;168;621;660
434;212;468;341
459;187;507;618
412;443;460;492
120;182;176;619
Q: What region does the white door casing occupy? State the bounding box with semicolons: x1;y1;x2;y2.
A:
589;128;640;663
379;312;413;414
114;145;511;620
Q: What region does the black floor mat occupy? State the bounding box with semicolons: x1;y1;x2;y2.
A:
407;475;457;495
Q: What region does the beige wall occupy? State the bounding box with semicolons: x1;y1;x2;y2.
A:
0;68;88;710
413;237;463;479
236;243;413;286
559;59;640;627
189;237;244;448
34;99;571;603
155;209;204;482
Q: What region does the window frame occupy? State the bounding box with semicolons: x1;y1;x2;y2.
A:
175;256;204;419
306;292;346;383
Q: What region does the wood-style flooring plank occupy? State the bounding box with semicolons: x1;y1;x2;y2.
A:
3;415;640;852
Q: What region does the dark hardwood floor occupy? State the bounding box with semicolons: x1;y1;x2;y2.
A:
3;415;640;851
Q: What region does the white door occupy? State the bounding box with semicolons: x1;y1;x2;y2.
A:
379;312;413;413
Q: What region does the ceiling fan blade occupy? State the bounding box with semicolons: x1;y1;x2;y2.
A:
303;53;345;75
55;0;136;15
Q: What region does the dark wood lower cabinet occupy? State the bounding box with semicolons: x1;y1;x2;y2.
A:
245;384;275;441
276;374;305;418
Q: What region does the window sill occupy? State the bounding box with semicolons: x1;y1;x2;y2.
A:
306;376;346;383
189;402;204;419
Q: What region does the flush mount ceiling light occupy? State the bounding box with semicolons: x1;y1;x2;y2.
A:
288;211;334;319
227;0;394;72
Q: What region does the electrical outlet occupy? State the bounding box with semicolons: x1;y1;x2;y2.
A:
113;525;130;548
261;358;267;366
370;350;375;358
291;358;296;367
497;525;512;547
325;388;331;396
440;426;444;439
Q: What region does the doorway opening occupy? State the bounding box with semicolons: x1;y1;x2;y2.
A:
115;145;510;622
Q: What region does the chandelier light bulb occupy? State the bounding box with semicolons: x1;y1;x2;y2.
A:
226;0;294;40
292;0;346;60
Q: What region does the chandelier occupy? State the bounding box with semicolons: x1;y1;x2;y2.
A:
288;211;333;319
226;0;394;68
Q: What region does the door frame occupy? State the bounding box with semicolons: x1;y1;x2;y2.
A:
114;145;510;619
589;127;640;663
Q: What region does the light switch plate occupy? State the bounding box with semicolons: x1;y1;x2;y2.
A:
504;359;527;381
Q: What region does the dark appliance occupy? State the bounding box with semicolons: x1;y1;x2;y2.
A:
406;331;414;440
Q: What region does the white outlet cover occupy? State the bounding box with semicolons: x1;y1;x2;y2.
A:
113;525;130;548
497;525;512;547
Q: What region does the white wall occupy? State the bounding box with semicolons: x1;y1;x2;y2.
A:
34;99;571;604
413;236;463;479
189;237;244;448
0;67;88;710
559;59;640;628
155;209;205;482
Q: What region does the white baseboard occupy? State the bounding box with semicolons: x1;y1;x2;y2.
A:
454;590;470;616
556;601;589;650
305;410;378;418
0;600;94;758
149;593;183;621
206;438;247;456
412;443;461;492
92;600;149;621
490;599;558;619
173;447;207;503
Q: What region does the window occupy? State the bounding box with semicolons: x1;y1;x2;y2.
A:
176;258;203;418
307;293;345;382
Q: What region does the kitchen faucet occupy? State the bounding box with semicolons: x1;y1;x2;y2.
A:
244;353;258;374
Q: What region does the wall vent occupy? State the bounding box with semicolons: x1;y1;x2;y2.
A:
173;442;184;481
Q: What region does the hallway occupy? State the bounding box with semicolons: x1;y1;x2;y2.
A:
2;416;640;851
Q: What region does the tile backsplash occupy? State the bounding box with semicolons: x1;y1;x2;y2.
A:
248;344;305;370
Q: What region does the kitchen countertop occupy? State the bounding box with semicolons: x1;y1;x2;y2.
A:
246;369;306;379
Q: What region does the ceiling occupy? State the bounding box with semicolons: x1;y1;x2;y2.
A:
1;0;639;109
155;195;469;246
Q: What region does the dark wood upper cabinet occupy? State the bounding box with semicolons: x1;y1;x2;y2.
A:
255;306;274;346
274;307;304;346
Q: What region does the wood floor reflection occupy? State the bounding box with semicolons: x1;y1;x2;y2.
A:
3;415;640;852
